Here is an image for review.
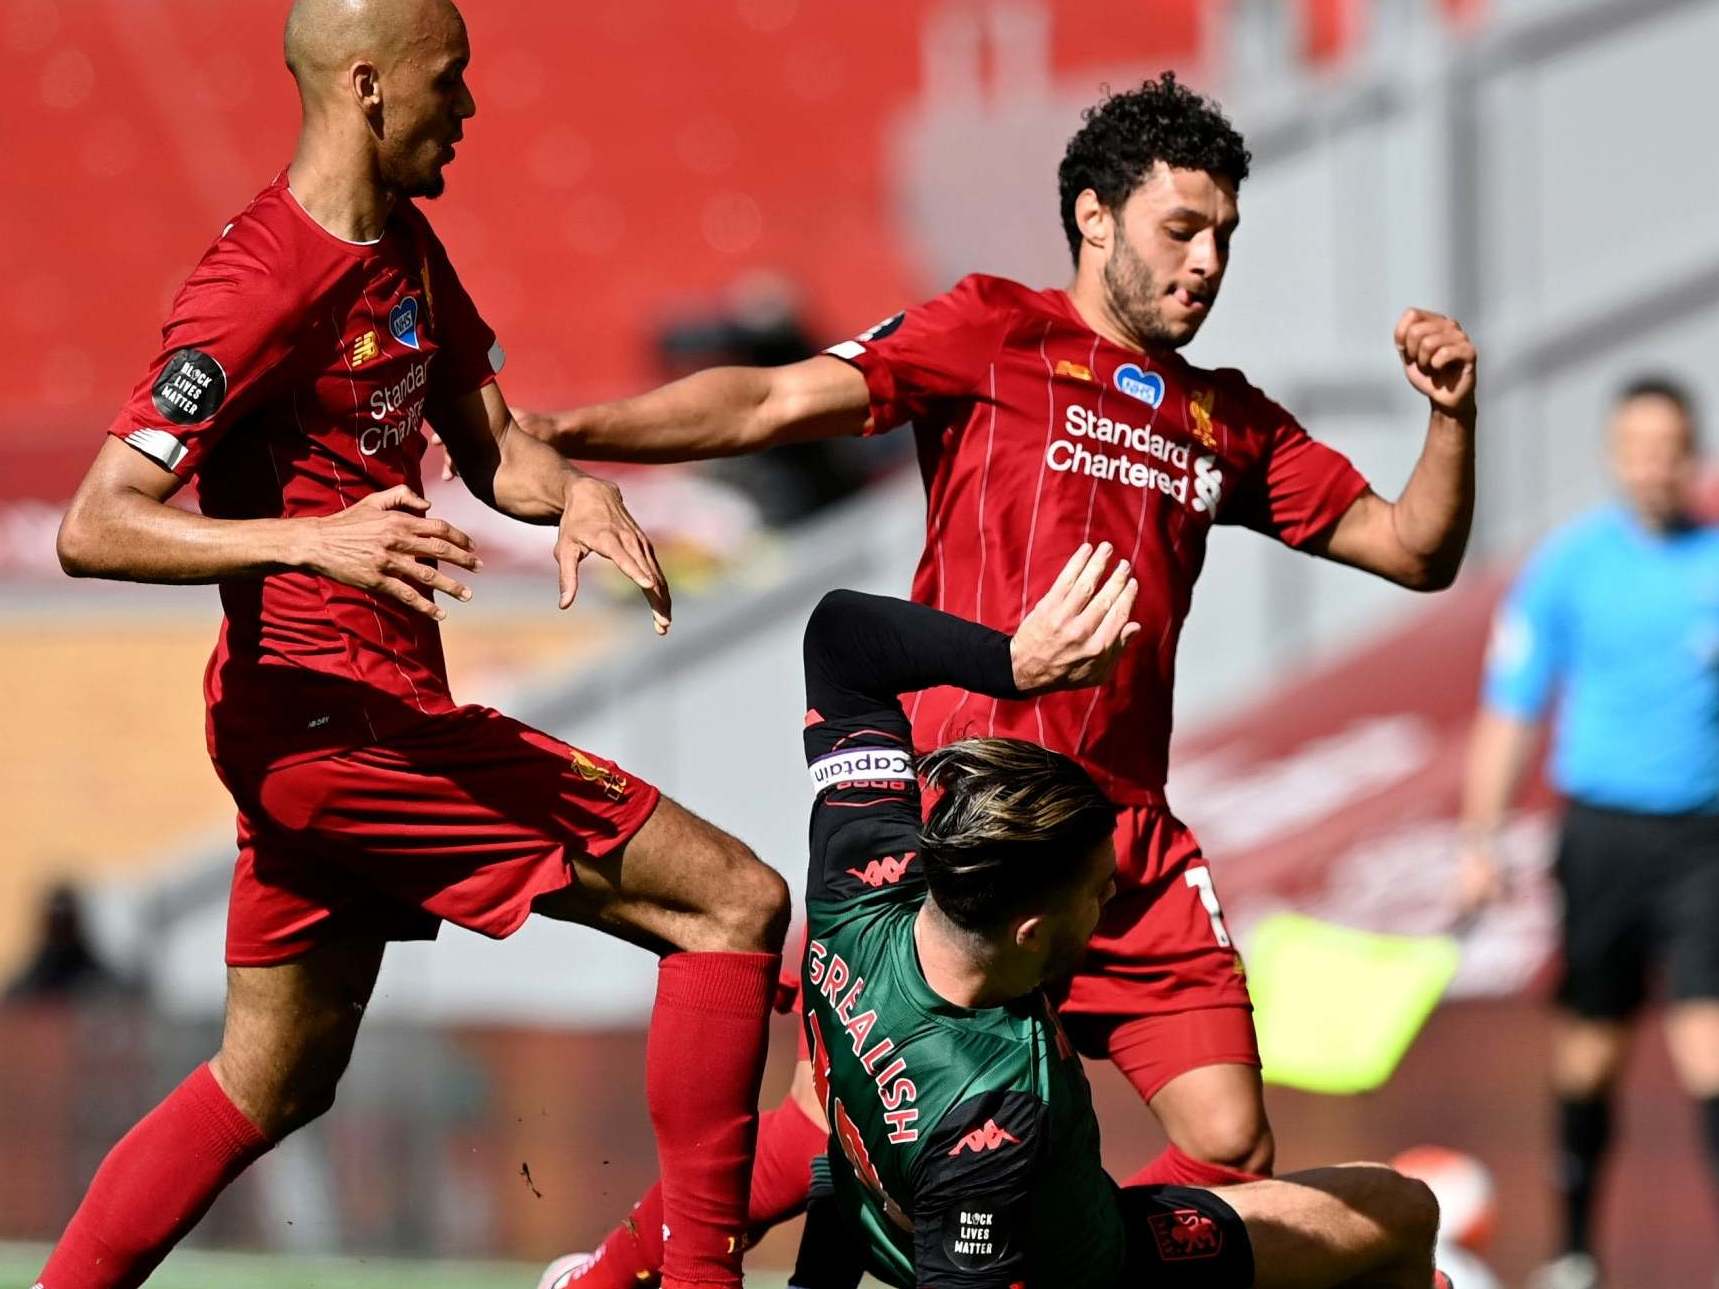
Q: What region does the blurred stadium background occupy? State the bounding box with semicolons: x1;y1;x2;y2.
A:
3;0;1718;1283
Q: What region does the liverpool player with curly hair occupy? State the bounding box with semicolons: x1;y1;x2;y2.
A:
531;73;1478;1288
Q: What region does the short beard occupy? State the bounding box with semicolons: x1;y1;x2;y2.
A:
408;170;447;200
1102;237;1184;350
1041;929;1089;985
382;152;447;201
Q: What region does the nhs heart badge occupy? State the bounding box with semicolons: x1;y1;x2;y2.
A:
1114;363;1164;407
389;295;422;350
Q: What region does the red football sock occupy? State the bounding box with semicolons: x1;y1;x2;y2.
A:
37;1063;271;1289
744;1096;826;1233
1124;1143;1265;1188
574;1191;660;1289
646;950;778;1289
575;1097;825;1289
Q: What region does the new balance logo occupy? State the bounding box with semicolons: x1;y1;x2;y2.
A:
349;329;381;367
846;852;915;888
947;1119;1019;1156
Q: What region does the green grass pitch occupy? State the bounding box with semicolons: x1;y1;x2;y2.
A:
0;1244;805;1289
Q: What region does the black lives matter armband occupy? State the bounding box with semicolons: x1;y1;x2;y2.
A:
151;348;227;425
911;1090;1045;1286
937;1196;1020;1272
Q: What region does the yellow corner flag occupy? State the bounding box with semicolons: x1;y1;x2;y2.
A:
1247;912;1461;1095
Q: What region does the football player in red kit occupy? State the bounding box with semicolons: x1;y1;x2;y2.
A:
525;73;1477;1288
39;3;790;1288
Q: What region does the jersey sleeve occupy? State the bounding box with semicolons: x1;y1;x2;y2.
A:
411;209;504;404
1482;530;1576;720
908;1091;1048;1289
823;275;1015;435
104;243;305;479
803;590;1020;906
1219;381;1371;549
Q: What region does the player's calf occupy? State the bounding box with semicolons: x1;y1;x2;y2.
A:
36;939;385;1289
535;796;788;1288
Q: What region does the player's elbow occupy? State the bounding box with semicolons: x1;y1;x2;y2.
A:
754;359;861;450
748;371;808;452
1394;560;1454;593
55;504;104;578
1397;551;1461;593
805;589;870;655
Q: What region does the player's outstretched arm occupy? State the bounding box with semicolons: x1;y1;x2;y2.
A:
431;381;672;632
801;545;1135;904
806;543;1139;718
1311;308;1478;591
514;355;872;463
57;437;480;621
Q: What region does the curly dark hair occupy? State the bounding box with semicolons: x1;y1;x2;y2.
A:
1058;71;1251;267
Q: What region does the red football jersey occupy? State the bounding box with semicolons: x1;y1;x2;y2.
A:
829;274;1369;804
106;174;503;771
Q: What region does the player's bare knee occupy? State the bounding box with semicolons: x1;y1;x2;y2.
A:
1340;1164;1439;1256
213;1001;362;1139
671;823;789;952
716;852;790;952
1390;1174;1440;1252
269;1077;342;1138
1180;1108;1274;1174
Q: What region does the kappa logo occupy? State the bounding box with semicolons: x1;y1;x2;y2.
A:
390;295;422;350
1149;1209;1224;1261
947;1119;1020;1157
1114;362;1165;407
1188;388;1219;449
349;330;381;368
846;851;916;888
1054;359;1095;383
569;749;628;801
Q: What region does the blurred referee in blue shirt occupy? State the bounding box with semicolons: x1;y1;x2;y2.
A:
1458;376;1719;1289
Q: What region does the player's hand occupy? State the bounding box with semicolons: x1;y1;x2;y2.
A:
1009;542;1141;695
300;485;480;621
1394;308;1477;420
1453;841;1507;920
555;471;672;634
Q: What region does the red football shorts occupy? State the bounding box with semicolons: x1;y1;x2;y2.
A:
217;705;661;967
1052;804;1258;1099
